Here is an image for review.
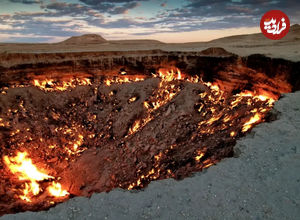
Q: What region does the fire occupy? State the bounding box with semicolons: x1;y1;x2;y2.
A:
126;68;277;139
48;182;69;197
129;120;141;134
33;77;91;92
1;67;283;211
156;68;183;82
68;134;85;154
237;90;276;106
128;96;137;103
195;151;205;161
104;76;145;86
3;151;69;202
126;69;183;137
3;152;53;181
242;113;262;132
177;69;182;80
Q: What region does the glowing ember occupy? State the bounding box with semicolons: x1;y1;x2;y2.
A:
195;150;205;161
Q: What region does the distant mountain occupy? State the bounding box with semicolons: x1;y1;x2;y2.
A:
60;34;107;44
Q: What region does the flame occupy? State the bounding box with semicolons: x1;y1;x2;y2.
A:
128;96;137;103
127;69;276;139
3;152;53;181
203;162;214;169
104;76;145;86
195;151;205;161
242;113;262;132
237;90;275;106
126;69;182;136
177;69;182;80
129;120;141;134
33;77;91;92
73;134;84;152
156;68;183;82
105;79;111;86
48;182;69;197
3;151;69;202
128;149;169;189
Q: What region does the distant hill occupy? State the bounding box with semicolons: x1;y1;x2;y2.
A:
59;34;164;45
209;24;300;44
60;34;107;44
200;47;234;56
109;39;164;44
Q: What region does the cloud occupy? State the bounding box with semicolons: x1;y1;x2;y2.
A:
79;0;143;14
9;0;42;4
80;0;144;4
157;0;300;31
43;2;93;16
0;24;23;30
1;0;300;43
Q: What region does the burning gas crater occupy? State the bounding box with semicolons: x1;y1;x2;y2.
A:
0;69;280;215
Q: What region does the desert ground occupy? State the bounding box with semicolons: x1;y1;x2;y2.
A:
0;24;299;61
0;24;299;220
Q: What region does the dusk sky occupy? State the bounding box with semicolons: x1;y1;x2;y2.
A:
0;0;300;43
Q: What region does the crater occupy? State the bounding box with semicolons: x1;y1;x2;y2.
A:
0;49;299;216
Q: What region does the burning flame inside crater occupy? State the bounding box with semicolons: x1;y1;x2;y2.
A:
0;67;284;215
33;77;91;92
3;152;69;202
125;69;277;189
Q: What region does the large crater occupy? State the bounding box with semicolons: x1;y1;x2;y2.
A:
0;48;299;216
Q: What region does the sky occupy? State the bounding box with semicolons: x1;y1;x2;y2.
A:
0;0;300;43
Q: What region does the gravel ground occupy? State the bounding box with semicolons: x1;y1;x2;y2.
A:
2;91;300;220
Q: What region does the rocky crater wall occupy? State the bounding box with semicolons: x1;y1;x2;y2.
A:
0;48;299;92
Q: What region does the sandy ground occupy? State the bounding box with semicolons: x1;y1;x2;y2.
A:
2;91;299;220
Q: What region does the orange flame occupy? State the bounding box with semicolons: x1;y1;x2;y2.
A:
237;90;275;106
3;152;53;181
157;68;183;82
177;69;182;80
48;182;69;197
3;151;69;202
242;113;262;132
33;78;91;92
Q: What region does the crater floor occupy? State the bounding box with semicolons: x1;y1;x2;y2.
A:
1;91;300;219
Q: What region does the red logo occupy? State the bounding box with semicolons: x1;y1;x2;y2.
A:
260;10;290;40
